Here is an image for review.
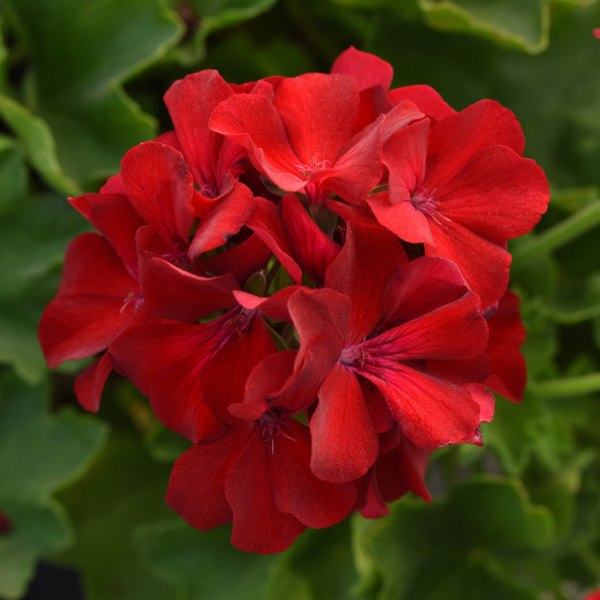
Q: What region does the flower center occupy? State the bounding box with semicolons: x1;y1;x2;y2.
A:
295;156;331;177
339;342;372;368
121;288;145;313
161;241;191;270
259;407;290;441
411;185;438;216
199;183;216;199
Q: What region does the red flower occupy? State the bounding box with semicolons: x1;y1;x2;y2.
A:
38;182;148;412
166;350;356;554
208;73;419;205
373;107;549;306
288;222;492;483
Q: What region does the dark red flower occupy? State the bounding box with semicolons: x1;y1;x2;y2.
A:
374;107;550;306
166;350;356;554
288;222;492;483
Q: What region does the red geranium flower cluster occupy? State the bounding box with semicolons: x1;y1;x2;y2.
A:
39;47;548;554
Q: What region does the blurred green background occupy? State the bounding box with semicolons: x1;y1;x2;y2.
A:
1;0;600;598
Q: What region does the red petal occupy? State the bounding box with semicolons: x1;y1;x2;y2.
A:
325;222;408;344
209;94;305;191
363;382;395;434
201;233;272;288
311;363;378;483
99;174;126;195
281;193;340;286
375;434;432;503
359;361;481;449
109;319;229;442
388;85;456;122
426;216;511;307
166;427;252;531
367;291;488;362
69;193;145;277
424;353;492;386
164;70;234;190
274;73;358;166
153;130;183;153
233;286;302;323
189;182;255;260
382;118;428;204
425;100;525;190
359;471;391;519
246;197;303;284
434;146;549;240
142;258;238;321
135;225;172;283
326;199;379;226
367;191;433;245
331;47;394;92
324;116;383;205
225;427;307;554
288;288;351;362
73;353;113;412
380;100;425;144
39;234;137;366
121;141;195;246
465;383;495;423
353;86;393;135
271;420;356;528
484;289;527;402
230;351;298;421
203;316;277;426
382;256;468;326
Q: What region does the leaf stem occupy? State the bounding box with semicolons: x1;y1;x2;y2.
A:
512;200;600;263
530;373;600;397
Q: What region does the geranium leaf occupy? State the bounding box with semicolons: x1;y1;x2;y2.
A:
3;0;183;191
54;416;178;600
352;477;555;600
0;373;108;599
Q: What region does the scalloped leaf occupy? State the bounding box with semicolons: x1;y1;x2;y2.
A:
3;0;183;191
0;374;108;599
353;477;555;600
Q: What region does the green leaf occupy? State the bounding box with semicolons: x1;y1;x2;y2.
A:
0;193;91;300
0;93;79;195
135;519;275;600
543;273;600;324
0;136;27;215
193;0;280;38
4;0;183;190
54;412;178;600
266;521;358;600
353;477;555;600
144;423;192;464
0;373;108;599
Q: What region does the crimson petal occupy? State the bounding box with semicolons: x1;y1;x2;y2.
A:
311;363;378;483
359;361;481;449
188;182;255;260
325;222;407;344
382;256;468;326
166;427;252;531
425;99;525;190
73;353;113;413
331;46;394;92
142;258;238;321
271;420;356;528
274;73;358;167
281;193;340;286
388;85;456;122
225;428;307;554
121;141;195;247
246;197;303;284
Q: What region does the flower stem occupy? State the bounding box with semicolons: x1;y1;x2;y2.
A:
512;200;600;263
530;373;600;397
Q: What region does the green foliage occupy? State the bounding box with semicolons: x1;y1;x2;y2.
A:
0;373;108;599
353;478;555;600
